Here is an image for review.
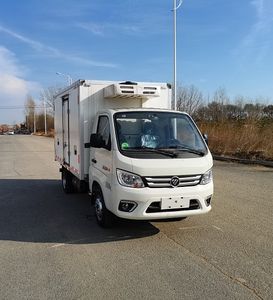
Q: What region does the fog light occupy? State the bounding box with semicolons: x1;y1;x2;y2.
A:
118;200;137;212
205;196;212;206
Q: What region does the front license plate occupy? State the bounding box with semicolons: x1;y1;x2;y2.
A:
161;196;190;210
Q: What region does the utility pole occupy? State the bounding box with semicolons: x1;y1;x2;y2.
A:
33;108;36;134
173;0;183;111
44;100;47;135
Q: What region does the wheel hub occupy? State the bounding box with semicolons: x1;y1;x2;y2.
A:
62;176;66;189
95;197;103;221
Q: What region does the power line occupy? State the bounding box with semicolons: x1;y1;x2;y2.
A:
0;106;51;109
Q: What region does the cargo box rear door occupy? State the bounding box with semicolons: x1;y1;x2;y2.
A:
62;96;70;165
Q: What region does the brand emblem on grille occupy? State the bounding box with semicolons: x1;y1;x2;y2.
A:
170;176;180;187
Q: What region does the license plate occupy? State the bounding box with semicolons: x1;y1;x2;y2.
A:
161;196;190;210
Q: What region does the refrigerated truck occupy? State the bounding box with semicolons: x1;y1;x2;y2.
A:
54;80;213;227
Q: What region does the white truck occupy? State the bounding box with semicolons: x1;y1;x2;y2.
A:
54;80;213;227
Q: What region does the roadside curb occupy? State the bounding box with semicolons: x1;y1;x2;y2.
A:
213;155;273;168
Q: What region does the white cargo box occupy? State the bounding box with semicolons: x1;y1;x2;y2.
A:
54;80;171;181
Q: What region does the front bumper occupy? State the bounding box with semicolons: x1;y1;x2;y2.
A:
110;181;213;220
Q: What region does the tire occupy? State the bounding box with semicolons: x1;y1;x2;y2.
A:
93;186;113;228
72;177;88;193
61;169;74;193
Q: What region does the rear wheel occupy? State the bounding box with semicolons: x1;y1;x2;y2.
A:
72;176;88;193
93;186;114;228
61;169;74;193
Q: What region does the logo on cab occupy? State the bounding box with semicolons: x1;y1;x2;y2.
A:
170;176;180;187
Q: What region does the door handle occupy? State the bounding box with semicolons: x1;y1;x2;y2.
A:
92;158;97;164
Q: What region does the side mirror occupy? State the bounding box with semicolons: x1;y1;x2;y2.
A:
90;134;105;148
202;133;208;145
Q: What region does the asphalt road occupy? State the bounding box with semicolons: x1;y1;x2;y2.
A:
0;135;272;300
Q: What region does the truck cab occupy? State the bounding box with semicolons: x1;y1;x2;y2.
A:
89;109;213;227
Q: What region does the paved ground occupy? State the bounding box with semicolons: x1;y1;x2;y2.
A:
0;135;272;300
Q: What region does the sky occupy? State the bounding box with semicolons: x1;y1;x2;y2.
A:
0;0;273;124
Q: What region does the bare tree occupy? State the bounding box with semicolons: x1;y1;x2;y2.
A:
39;85;64;115
176;85;204;116
211;88;230;122
24;95;36;132
213;87;229;104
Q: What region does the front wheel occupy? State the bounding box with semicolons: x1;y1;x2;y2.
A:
93;186;114;228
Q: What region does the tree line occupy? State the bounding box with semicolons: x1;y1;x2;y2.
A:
176;85;273;160
176;86;273;124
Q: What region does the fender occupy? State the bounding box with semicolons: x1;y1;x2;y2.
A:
89;165;113;211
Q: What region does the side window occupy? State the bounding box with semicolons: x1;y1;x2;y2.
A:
97;116;111;150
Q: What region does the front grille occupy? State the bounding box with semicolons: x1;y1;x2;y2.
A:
144;174;202;188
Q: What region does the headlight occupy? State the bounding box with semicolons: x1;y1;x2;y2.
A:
200;169;213;185
116;169;144;188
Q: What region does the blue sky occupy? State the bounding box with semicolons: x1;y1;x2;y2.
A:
0;0;273;124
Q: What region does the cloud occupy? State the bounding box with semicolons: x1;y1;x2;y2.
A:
251;0;265;19
243;0;272;44
0;25;117;68
0;46;41;123
0;46;40;99
76;22;141;37
76;23;105;36
0;25;55;54
0;74;28;99
0;47;22;77
236;0;273;62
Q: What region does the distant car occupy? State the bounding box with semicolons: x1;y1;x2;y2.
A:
21;129;31;135
8;131;14;135
14;129;30;135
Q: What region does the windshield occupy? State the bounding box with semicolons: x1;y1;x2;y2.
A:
114;111;207;158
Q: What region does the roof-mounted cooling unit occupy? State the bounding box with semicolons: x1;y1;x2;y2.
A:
104;83;160;99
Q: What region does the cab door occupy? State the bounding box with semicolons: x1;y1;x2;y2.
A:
90;115;113;204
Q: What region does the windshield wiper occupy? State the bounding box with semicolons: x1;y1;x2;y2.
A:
123;147;177;158
164;145;205;156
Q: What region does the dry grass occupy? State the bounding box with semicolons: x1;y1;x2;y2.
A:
34;129;54;138
198;121;273;161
